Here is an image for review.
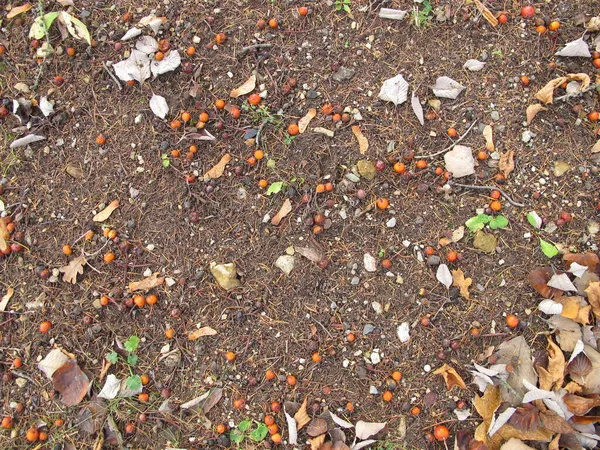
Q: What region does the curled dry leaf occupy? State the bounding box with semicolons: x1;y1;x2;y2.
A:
351;125;369;155
557;296;590;325
555;37;591;58
59;255;87;284
498;150;514;178
546;337;566;390
526;104;546;125
433;363;467;390
271;199;292;226
564;253;600;272
203;153;231;179
52;359;90;406
562;394;600;415
567;352;593;378
93;200;119;222
452;268;472;299
230;74;256;98
306;417;328;437
355;421;386;440
38;349;70;379
7;3;33;19
585;281;600;317
431;76;466;99
0;218;8;252
548;316;582;353
127;272;164;292
294;398;311;430
187;326;218;340
298;108;317;133
528;267;560;299
309;434;326;450
535;77;568;104
482;125;494;152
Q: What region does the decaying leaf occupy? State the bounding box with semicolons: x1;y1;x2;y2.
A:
498;150;514;178
298;109;317;133
452;268;472;299
563;253;599;272
0;218;8;252
562;394;600;415
52;359;90;406
93;200;119;222
557;296;590;325
585;282;600;317
150;50;181;77
378;74;408;105
307;417;328;437
411;93;424;125
309;434;326;450
482;125;494;151
38;348;70;379
508;404;539;432
295;245;324;263
548;316;582;352
7;3;33;19
555;37;591;58
285;410;298;445
128;273;164;292
436;263;453;288
431;76;466;99
230;74;256;98
149;94;169;119
355;421;386;440
0;287;14;312
203;153;231;179
433;363;467;390
546;337;566;390
535;77;568;104
528;267;560;299
593;140;600;153
473;0;498;26
77;397;108;434
59;255;87;284
351;125;368;155
271;199;292;226
526;104;546;125
294;398;311;430
494;336;537;405
540;411;575;434
187;326;218;340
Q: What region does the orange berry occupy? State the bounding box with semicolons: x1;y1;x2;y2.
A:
258;179;268;189
477;151;488;160
39;321;52;333
230;108;241;119
393;162;406;174
146;294;158;305
470;327;481;337
490;190;501;200
498;14;508;24
66;47;76;56
268;423;279;435
548;20;560;31
108;229;118;240
381;258;392;269
588;111;599;122
446;250;458;262
332;113;342;122
324;182;333;192
424;246;435;256
186;46;196;56
199;112;210;123
215;99;226;109
216;424;227;434
165;328;175;339
138;393;149;402
321;104;334;115
447;127;457;137
535;25;547;34
593;58;600;69
126;80;136;86
286;375;297;386
347;333;355;342
216;33;227;45
140;375;150;385
490;200;502;211
376;197;389;210
254;149;265;160
125;423;135;434
103;252;115;263
62;244;73;255
410;406;421;416
298;7;309;16
495;173;506;183
233;398;245;409
100;295;110;306
435;166;444;176
54;418;64;427
506;314;519;328
225;351;236;362
312;225;324;235
520;76;530;86
315;184;325;193
247;156;257;166
155;51;165;61
271;433;282;444
133;295;146;308
1;416;13;429
181;112;191;122
0;45;6;56
248;93;261;106
391;371;402;381
266;369;277;380
287;123;299;136
433;425;450;441
382;390;393;402
268;18;278;29
346;402;354;412
171;149;180;158
312;352;322;363
13;357;22;368
415;159;427;169
189;145;198;154
26;427;40;442
170;119;182;130
264;415;275;426
95;134;106;145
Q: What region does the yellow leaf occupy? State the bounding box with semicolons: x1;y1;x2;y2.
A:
294;398;311;430
526;104;546;125
309;434;325;450
298;109;317;133
271;199;292;226
557;296;590;325
585;281;600;317
351;125;368;155
203;153;231;179
433;363;467;391
473;385;502;422
128;272;165;292
7;3;32;19
546;336;565;390
230;74;256;98
93;199;119;222
451;268;472;299
188;326;218;340
0;217;8;252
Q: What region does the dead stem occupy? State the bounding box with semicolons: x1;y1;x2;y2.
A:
415;120;479;159
449;181;525;207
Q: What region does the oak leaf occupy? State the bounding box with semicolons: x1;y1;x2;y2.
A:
59;255;87;284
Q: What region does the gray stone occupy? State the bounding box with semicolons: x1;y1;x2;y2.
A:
363;324;375;335
386;217;397;228
351;276;360;285
306;90;318;99
332;66;355;83
81;10;91;18
490;111;500;121
427;255;441;266
363;253;378;272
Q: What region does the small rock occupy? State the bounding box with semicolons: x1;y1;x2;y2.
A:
355;366;368;379
274;255;295;275
372;302;383;314
332;66;355;83
345;173;360;183
209;262;241;290
370;352;381;365
363;253;378;272
306;90;318;99
363;324;375;335
129;187;140;199
81;10;91;18
386;217;397;228
351;276;360;285
427;255;441;266
522;130;532;143
490;111;500;121
415;216;424;225
369;386;379;394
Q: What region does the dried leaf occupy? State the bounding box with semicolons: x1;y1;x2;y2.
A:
10;134;45;149
563;253;599;272
528;267;559;299
0;218;8;252
572;415;600;425
473;0;498;26
495;336;538;405
557;296;590;325
98;374;121;400
309;434;326;450
539;299;563;315
593;140;600;153
135;36;158;54
555;37;591;58
433;363;467;390
295;245;324;263
112;49;151;83
65;164;83;179
38;348;70;378
508;404;540;432
298;109;317;133
104;415;123;446
52;359;90;406
307;418;328;437
482;125;494;152
127;272;164;292
355;421;386;440
498;150;514;178
567;353;592;378
463;59;486;71
526;104;546;125
150;50;181;76
203;154;231;179
0;287;14;312
271;199;292;226
7;3;32;19
202;387;223;413
351;125;369;155
585;282;600;317
59;255;87;284
436;264;453;288
285;410;298;445
563;394;600;415
93;200;119;222
378;74;408;105
328;412;353;429
452;269;472;299
149;94;169;119
77;398;107;434
188;326;218;340
230;74;256;98
411;93;424;125
294;398;311;430
432;76;466;99
548;316;582;352
547;337;566;390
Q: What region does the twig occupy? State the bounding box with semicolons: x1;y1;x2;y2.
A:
239;43;273;58
103;62;122;91
255;117;270;147
555;84;599;102
449;181;525;207
415;120;478;159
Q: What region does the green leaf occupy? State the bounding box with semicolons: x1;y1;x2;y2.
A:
230;429;245;444
378;249;385;258
540;239;558;258
29;12;59;40
126;375;141;391
238;419;252;432
127;354;139;366
489;215;509;230
62;12;92;45
124;336;140;353
465;214;492;232
343;4;351;12
266;159;276;169
249;423;268;442
266;181;284;196
106;352;119;364
527;211;542;229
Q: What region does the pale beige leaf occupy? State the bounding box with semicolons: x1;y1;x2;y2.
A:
271;199;292;226
0;287;14;312
586;281;600;317
482;125;494;151
452;269;472;299
203;153;231;179
557;296;590;325
298;108;317;134
128;272;164;292
294;397;311;430
568;73;591;90
592;140;600;153
93;200;119;222
59;255;87;284
473;384;502;422
587;16;600;32
526;104;546;125
535;77;567;104
351;125;368;155
188;326;218;340
546;337;565;390
0;217;9;252
309;433;326;450
433;363;467;390
498;150;514;178
7;3;32;19
230;74;256;98
473;0;498;26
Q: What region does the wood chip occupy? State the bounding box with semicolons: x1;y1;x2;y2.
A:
298;109;317;133
473;0;498;27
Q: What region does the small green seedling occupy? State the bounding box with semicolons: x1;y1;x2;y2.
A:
335;0;352;13
465;214;509;232
539;239;558;258
230;419;269;445
105;336;142;390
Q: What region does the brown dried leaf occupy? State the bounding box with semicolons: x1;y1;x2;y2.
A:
187;326;218;340
298;108;317;133
203;153;231;179
509;404;540;432
294;397;311;430
59;255;87;284
535;77;568;104
526;104;546;125
547;337;566;390
0;287;14;312
568;73;591;90
482;125;494;152
77;397;108;434
7;3;32;19
498;150;514;178
52;359;90;406
452;268;472;299
433;363;467;390
585;281;600;317
295;245;324;263
563;252;599;272
309;434;326;450
540;411;575;434
567;353;592;378
564;381;583;394
0;218;9;252
351;125;368;155
473;0;498;26
536;366;553;391
307;417;328;437
572;415;600;425
593;140;600;153
66;164;83;179
557;296;590;325
474;385;502;422
271;198;292;226
93;200;119;222
127;272;164;292
528;267;560;299
563;394;600;415
230;74;256;98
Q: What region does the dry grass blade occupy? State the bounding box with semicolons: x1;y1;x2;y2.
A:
294;397;311;430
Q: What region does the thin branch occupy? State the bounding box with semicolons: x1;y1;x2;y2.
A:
415;120;478;159
239;43;273;58
449;181;525;207
103;62;122;91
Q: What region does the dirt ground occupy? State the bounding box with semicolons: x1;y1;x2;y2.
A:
1;0;599;449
